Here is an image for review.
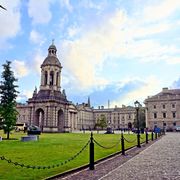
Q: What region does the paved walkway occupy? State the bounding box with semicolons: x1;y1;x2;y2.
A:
100;133;180;180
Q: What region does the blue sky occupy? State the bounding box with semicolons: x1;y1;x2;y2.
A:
0;0;180;108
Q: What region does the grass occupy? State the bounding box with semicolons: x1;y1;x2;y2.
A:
0;131;147;180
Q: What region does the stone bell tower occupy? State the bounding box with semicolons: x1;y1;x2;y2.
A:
28;41;69;132
40;41;62;91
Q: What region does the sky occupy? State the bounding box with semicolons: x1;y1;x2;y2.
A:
0;0;180;108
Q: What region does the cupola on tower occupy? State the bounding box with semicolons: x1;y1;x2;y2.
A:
40;41;62;91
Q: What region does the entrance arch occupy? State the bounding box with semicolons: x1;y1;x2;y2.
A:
58;109;64;132
35;108;44;132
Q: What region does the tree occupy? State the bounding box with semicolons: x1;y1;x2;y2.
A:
95;114;107;130
0;61;18;139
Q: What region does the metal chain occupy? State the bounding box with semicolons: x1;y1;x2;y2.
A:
0;140;90;170
140;135;145;140
93;139;120;149
123;137;137;144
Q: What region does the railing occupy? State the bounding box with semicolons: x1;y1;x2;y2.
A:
0;131;164;172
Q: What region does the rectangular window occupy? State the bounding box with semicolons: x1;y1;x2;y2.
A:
163;104;165;109
154;113;157;119
173;112;176;118
154;105;156;109
172;104;175;108
163;112;166;118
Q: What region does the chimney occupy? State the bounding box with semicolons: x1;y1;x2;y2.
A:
162;87;168;92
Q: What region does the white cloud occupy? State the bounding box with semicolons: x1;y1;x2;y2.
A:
59;0;73;12
12;60;29;78
31;52;44;74
125;40;180;63
143;0;180;22
29;30;45;45
12;52;44;79
0;0;21;40
165;57;180;64
17;90;33;102
67;26;80;38
79;0;106;11
28;0;53;24
60;7;177;90
111;76;160;106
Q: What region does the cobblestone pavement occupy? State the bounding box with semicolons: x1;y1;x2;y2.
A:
55;136;158;180
100;133;180;180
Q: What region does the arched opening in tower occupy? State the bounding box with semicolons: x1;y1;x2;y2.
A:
50;71;54;86
35;108;44;132
58;109;64;132
56;72;59;86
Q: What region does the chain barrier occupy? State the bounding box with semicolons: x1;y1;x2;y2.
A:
123;136;137;144
140;135;145;140
0;140;90;170
93;138;120;149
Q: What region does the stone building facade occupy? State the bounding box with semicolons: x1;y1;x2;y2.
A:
144;87;180;131
93;105;136;130
76;100;94;130
16;43;137;132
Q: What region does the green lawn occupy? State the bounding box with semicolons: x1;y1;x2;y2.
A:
0;131;146;180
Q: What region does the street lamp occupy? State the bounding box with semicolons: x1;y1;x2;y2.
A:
134;100;141;148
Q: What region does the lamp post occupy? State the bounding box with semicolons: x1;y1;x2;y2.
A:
134;100;141;148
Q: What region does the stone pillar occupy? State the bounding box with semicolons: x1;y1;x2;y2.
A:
54;106;57;126
47;70;50;86
46;106;49;126
41;70;44;86
54;71;57;87
58;70;61;90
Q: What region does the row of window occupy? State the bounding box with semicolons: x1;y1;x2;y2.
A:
95;114;132;119
153;104;176;109
154;112;176;118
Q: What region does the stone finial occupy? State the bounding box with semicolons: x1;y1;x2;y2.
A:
62;89;66;96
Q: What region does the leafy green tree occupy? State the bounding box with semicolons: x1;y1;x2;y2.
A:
0;61;18;139
95;114;107;130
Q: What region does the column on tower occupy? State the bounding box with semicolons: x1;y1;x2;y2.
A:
47;70;50;86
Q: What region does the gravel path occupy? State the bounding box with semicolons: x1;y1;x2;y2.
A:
100;133;180;180
56;137;158;180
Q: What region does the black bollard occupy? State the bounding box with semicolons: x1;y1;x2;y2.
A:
89;132;94;170
146;132;148;144
151;132;154;141
155;132;157;139
137;133;141;148
121;133;125;155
